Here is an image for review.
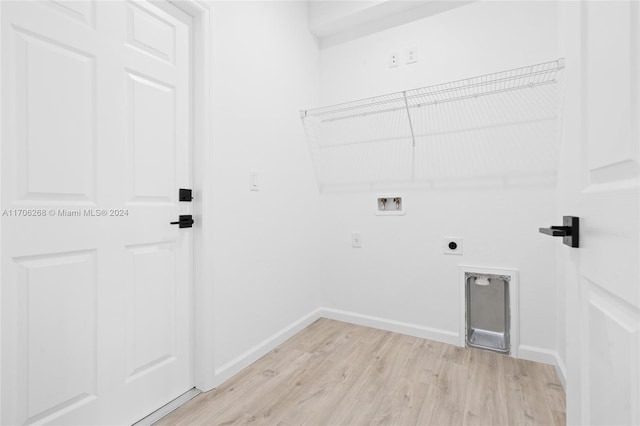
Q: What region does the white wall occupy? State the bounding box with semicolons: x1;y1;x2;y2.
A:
206;1;563;387
315;1;561;357
209;1;322;375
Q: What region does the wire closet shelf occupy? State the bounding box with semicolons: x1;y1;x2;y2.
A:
301;59;565;190
301;59;564;123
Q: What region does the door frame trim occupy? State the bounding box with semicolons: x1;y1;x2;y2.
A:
168;0;216;392
0;0;4;420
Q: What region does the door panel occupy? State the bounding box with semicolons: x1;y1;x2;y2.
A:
18;250;97;423
41;1;96;29
585;2;635;171
118;2;192;419
586;283;639;426
15;28;96;202
9;15;98;205
125;242;177;382
126;2;176;65
126;71;175;202
1;1;193;424
560;1;640;425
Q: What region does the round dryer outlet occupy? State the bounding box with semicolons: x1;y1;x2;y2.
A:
443;237;463;255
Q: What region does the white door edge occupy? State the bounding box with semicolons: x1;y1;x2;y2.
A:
0;0;4;422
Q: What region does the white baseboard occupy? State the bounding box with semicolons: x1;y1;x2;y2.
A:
211;307;458;388
518;344;567;388
553;352;567;390
320;307;568;390
212;308;323;387
517;344;558;365
211;306;567;392
318;307;460;346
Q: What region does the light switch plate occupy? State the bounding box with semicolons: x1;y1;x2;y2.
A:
249;171;259;191
406;47;417;64
351;232;362;248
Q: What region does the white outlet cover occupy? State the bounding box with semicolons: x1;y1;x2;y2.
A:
443;236;463;255
389;53;399;68
406;47;417;64
351;232;362;248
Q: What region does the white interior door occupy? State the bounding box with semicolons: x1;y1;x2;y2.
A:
559;2;639;424
1;1;193;424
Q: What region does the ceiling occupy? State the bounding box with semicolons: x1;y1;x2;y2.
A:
308;0;475;48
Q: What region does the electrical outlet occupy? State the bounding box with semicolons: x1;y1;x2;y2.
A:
443;236;463;255
406;47;417;64
351;232;362;248
389;53;399;68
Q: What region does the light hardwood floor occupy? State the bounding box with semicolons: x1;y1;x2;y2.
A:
157;319;565;426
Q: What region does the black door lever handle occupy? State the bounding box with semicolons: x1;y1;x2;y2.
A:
539;216;579;247
170;214;194;228
538;226;572;237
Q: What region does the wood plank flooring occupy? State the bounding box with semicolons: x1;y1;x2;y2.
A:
156;319;565;426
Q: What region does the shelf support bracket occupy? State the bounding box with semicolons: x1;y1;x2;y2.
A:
403;91;417;179
402;91;416;147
